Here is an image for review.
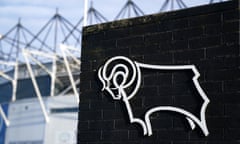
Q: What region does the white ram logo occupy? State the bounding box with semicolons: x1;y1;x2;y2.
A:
98;56;210;136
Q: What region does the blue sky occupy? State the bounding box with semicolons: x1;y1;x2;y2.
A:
0;0;225;35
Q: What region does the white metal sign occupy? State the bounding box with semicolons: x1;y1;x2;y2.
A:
98;56;210;136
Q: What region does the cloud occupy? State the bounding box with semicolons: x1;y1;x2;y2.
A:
0;3;82;35
0;0;83;9
0;0;219;35
0;6;53;18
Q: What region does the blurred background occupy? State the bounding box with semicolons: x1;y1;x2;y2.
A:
0;0;227;34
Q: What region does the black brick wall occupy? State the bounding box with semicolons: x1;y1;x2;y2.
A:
78;1;240;143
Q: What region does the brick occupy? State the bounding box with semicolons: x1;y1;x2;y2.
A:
201;35;222;48
117;36;144;48
145;32;172;44
171;40;188;51
173;116;187;129
171;18;189;30
130;23;159;36
80;90;101;101
114;119;128;130
204;24;222;36
192;57;239;71
137;86;158;97
207;117;225;128
105;28;130;40
206;44;239;58
91;79;103;90
173;71;192;83
80;101;90;110
224;80;240;93
80;72;95;82
85;32;105;42
172;83;194;96
91;59;105;72
223;9;240;21
222;32;239;44
102;130;128;141
225;104;240;117
158;130;189;140
105;47;130;57
174;94;203;107
151;118;173;129
224;128;240;140
158;41;174;53
174;49;205;61
124;142;139;144
189;128;224;140
225;117;240;128
207;141;240;144
157;85;173;97
205;93;224;105
158;18;189;32
80;81;91;92
144;73;172;86
78;131;101;142
189;36;221;49
201;82;223;94
78;121;89;130
128;130;141;141
222;21;240;33
223;93;240;104
90;100;115;110
89;120;114;130
140;134;159;143
84;50;106;61
173;27;203;40
130;55;144;62
143;140;171;144
206;69;240;81
206;104;225;117
130;44;158;55
103;109;124;120
144;96;173;108
145;53;173;64
131;97;143;108
157;20;173;32
174;142;205;144
101;39;117;49
79;110;102;121
115;119;144;132
189;13;222;26
81;61;92;72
